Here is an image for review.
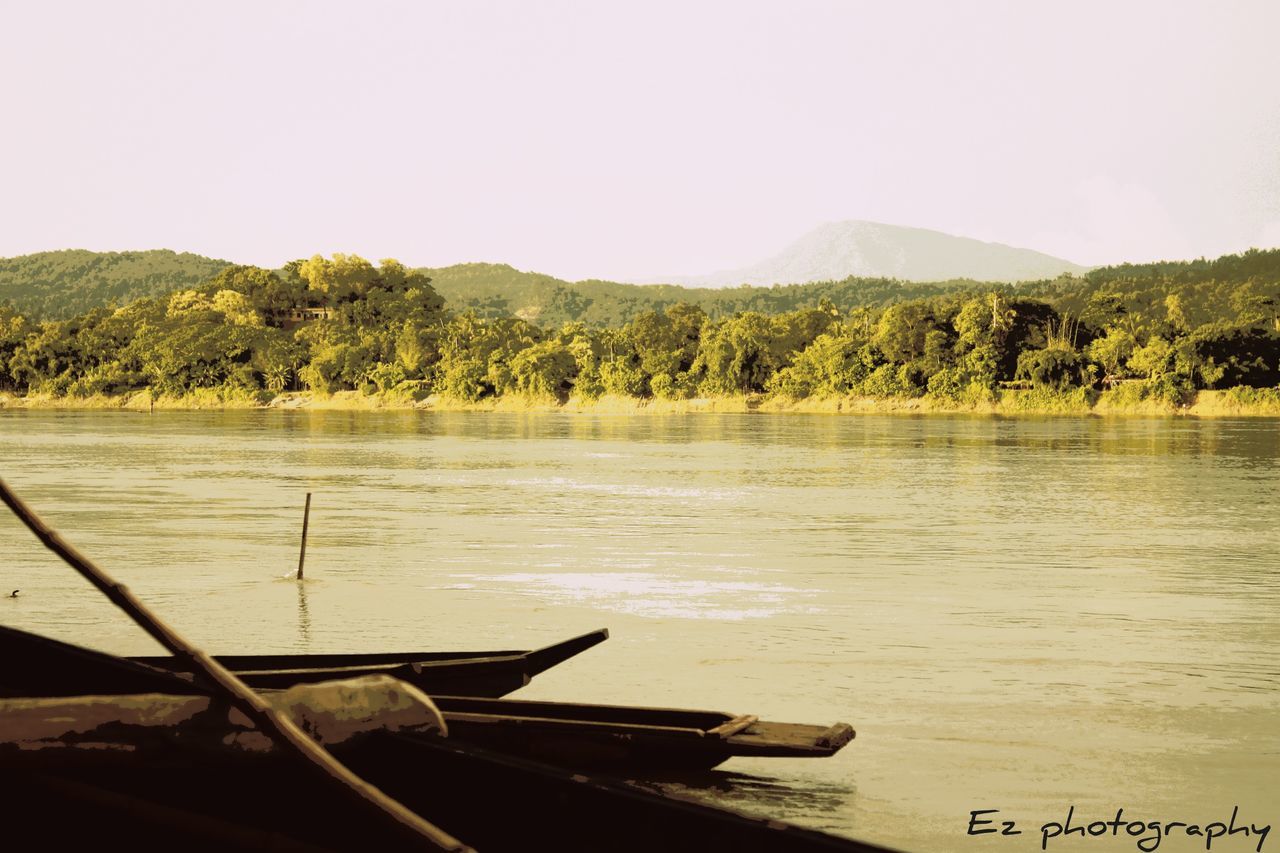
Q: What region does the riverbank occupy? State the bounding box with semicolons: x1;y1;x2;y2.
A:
4;387;1280;417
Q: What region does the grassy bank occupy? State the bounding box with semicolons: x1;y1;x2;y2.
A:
4;387;1280;417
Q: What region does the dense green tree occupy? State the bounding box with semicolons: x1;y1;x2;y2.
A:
766;329;869;398
872;302;937;364
297;254;379;302
510;340;578;400
1016;346;1084;389
0;306;34;390
1086;328;1137;379
693;313;775;395
202;265;304;317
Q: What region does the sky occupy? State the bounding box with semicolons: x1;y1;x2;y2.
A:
2;0;1278;280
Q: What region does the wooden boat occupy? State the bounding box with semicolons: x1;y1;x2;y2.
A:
0;623;608;699
0;688;890;853
0;478;886;852
0;624;853;772
428;694;855;771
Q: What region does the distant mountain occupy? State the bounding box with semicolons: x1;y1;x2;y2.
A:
655;221;1089;287
0;249;232;319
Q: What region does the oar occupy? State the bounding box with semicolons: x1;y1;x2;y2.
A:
0;477;474;853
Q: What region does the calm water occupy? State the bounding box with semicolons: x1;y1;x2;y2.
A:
1;410;1277;852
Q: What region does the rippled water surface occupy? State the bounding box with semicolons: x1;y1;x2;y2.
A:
2;410;1277;851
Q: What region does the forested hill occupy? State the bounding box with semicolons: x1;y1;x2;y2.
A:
422;262;973;327
0;249;1277;407
307;249;1280;328
0;250;233;319
3;247;1279;334
0;249;992;324
1025;248;1280;330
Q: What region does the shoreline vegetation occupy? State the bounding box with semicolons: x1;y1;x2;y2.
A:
2;250;1279;419
4;388;1280;418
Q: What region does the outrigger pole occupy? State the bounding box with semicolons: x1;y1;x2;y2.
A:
0;477;473;853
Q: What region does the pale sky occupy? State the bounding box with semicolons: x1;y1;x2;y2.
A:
2;0;1278;280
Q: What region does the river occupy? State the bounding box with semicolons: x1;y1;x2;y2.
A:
1;410;1277;852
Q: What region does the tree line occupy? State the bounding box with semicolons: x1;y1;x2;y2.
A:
1;250;1278;406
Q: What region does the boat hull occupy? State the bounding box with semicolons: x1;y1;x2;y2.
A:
0;624;608;699
0;732;891;853
431;694;856;771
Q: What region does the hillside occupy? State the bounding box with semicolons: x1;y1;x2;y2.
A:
3;244;1275;334
423;262;973;328
0;249;965;326
0;249;232;318
657;220;1089;287
2;249;1277;413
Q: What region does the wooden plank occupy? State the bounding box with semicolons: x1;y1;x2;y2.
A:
705;714;759;739
815;722;856;750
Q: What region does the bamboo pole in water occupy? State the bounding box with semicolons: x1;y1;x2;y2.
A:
297;492;312;580
0;476;473;853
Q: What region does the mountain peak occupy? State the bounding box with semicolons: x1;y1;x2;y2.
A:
655;220;1088;287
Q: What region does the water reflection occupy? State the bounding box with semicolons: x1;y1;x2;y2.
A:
296;580;312;646
646;769;858;834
